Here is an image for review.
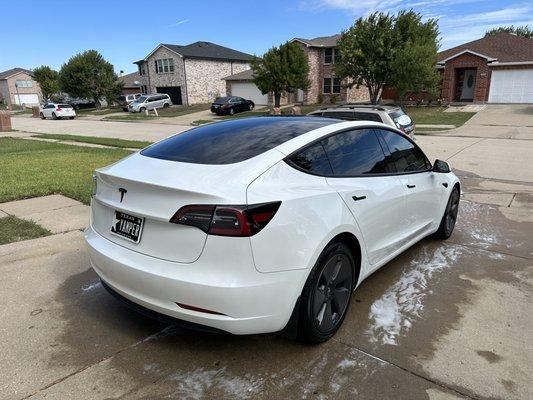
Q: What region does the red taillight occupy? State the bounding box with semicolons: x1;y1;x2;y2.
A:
169;202;281;237
56;107;61;111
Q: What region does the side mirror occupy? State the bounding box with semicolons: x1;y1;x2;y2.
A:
433;159;451;173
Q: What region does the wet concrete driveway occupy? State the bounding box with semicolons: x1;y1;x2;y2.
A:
1;107;533;400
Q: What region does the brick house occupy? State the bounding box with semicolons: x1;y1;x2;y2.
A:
0;68;42;107
436;33;533;103
223;34;369;106
134;42;252;105
291;35;369;104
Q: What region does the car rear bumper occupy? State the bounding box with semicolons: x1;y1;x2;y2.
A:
84;226;307;335
57;111;76;117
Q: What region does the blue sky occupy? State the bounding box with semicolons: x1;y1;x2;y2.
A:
0;0;530;74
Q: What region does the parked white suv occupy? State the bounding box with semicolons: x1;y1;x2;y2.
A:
128;94;172;113
308;105;415;139
39;103;76;120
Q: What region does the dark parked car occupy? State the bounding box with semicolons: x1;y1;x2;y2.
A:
211;96;254;115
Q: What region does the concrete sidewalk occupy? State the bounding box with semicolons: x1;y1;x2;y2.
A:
11;115;190;142
0;195;89;234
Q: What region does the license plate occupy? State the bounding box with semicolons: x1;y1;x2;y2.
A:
110;211;144;243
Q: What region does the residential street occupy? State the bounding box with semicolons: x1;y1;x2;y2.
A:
1;105;532;399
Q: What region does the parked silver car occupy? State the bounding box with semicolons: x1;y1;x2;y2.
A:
308;104;415;139
128;93;172;113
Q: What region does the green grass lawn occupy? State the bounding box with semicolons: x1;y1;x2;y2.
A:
33;134;152;149
0;138;131;205
104;103;211;120
404;107;476;126
0;215;51;245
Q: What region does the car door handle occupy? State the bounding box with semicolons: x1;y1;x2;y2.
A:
407;184;416;189
352;195;367;201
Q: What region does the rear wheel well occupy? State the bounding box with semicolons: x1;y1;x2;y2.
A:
328;232;362;286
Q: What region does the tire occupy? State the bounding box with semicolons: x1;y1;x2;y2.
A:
229;108;235;115
40;112;46;120
433;187;460;240
69;117;75;120
140;107;146;113
163;103;170;108
52;112;58;120
297;242;355;343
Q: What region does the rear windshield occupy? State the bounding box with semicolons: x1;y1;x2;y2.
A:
214;97;230;104
58;104;72;108
389;110;412;127
141;117;339;165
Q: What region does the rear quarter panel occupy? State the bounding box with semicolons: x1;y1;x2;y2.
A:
246;160;368;274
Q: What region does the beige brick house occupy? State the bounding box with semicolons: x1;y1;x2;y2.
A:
0;68;42;107
134;42;252;105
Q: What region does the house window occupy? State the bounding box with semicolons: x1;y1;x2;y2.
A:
324;48;341;64
323;77;341;94
15;79;33;88
155;58;174;74
141;85;148;94
139;63;147;76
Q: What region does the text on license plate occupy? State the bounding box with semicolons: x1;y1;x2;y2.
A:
110;211;144;243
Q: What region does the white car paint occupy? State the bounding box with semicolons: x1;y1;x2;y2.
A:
85;119;459;335
40;103;76;119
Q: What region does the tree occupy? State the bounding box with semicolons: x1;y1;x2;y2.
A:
59;50;122;108
32;66;60;101
390;11;440;102
335;11;440;104
485;25;532;38
251;41;309;107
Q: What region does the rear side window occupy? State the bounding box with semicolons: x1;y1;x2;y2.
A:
321;129;389;176
353;112;382;122
141;117;338;165
376;129;430;172
289;142;333;175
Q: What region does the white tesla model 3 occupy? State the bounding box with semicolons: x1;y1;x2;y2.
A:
85;117;460;343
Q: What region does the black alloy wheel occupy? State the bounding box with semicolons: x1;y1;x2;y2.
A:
434;187;460;239
298;242;355;343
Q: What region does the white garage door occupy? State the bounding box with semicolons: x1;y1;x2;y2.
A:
489;69;533;103
14;94;39;105
231;82;268;105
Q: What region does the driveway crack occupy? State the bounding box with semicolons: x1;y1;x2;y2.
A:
445;138;486;162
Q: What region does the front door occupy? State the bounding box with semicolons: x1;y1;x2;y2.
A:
375;128;443;238
321;128;407;268
460;69;476;101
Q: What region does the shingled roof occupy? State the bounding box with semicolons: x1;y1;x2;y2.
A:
0;67;32;80
293;34;341;48
141;41;253;62
119;71;141;88
438;32;533;63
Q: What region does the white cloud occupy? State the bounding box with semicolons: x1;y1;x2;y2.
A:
166;19;189;28
301;0;533;49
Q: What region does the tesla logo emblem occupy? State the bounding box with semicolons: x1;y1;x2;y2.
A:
118;188;127;203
